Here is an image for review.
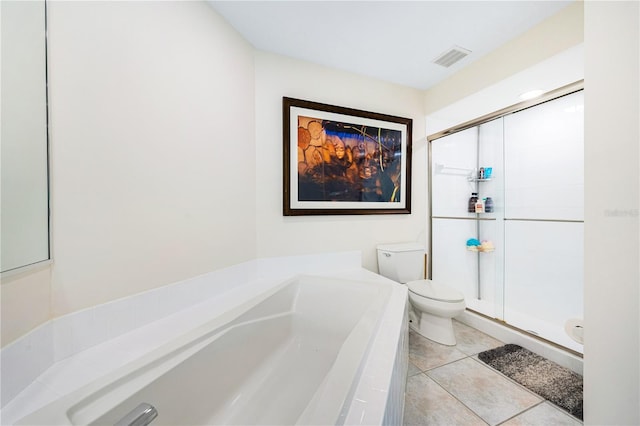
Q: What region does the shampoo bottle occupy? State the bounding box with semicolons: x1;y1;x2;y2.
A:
468;193;478;213
484;197;494;213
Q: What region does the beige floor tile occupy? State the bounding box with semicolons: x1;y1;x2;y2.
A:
409;329;467;371
500;402;583;426
408;361;422;376
404;373;488;426
453;320;504;356
427;357;542;426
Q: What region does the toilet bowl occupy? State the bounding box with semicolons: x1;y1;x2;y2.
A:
376;242;466;346
406;279;466;345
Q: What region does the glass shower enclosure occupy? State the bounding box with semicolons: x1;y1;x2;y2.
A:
428;84;584;354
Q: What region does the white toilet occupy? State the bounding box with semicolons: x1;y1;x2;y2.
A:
377;242;466;345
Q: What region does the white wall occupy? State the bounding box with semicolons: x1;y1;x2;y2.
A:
46;1;257;316
584;2;639;424
254;52;427;272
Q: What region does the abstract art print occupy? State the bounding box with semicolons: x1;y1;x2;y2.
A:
283;97;412;215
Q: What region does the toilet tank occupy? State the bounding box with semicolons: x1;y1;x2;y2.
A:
376;242;425;283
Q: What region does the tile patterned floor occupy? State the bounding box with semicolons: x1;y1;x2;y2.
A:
404;320;583;426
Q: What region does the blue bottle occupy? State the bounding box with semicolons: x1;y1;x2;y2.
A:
484;197;494;213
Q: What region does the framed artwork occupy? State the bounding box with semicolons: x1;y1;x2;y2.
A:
283;97;412;216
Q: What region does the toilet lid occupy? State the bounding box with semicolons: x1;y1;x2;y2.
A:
407;279;464;302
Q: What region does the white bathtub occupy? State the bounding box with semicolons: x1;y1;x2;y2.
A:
16;274;406;425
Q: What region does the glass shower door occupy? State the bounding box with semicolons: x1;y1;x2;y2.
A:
429;88;584;354
502;90;584;352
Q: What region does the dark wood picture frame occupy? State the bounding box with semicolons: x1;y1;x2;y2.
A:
283;97;412;216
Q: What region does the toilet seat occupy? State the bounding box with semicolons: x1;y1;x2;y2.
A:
407;279;464;303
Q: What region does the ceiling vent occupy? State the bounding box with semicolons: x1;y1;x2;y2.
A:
433;46;471;68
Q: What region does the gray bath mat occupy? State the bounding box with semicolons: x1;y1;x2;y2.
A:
478;344;583;420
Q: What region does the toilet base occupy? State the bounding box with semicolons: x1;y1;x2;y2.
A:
410;310;457;346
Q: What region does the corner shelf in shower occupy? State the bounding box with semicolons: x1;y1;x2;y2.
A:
467;177;493;182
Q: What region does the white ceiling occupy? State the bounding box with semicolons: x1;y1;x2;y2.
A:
208;1;573;90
